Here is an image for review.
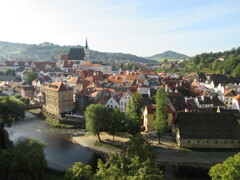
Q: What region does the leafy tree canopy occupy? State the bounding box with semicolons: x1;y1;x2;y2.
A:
85;104;109;142
65;162;94;180
209;152;240;180
0;137;47;180
23;71;38;84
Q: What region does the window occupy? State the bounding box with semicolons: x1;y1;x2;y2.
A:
121;102;123;105
206;140;209;144
215;141;218;144
224;141;226;144
188;140;190;143
111;105;113;108
197;141;199;143
115;106;117;108
231;141;234;144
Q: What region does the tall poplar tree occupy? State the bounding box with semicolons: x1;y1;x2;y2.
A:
126;93;144;134
154;89;168;144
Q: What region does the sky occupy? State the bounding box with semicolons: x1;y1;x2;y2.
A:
0;0;239;57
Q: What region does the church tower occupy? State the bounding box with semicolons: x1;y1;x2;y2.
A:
84;38;90;61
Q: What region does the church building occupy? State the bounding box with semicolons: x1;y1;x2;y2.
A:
57;39;90;71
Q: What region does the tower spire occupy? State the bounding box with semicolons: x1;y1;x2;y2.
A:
85;38;89;49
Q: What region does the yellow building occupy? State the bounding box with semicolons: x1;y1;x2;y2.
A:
143;105;173;132
43;81;74;117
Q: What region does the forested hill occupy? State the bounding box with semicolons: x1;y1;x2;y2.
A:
149;50;190;60
0;41;157;63
185;47;240;77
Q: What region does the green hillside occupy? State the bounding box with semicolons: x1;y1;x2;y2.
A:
149;50;190;60
184;47;240;77
0;41;157;63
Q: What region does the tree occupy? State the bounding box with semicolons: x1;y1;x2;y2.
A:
126;93;144;134
5;68;11;76
231;63;240;77
163;59;168;63
0;137;47;180
65;162;94;180
85;104;109;142
23;71;38;84
123;135;155;162
0;96;25;150
108;109;124;142
209;152;240;180
96;135;163;180
154;89;168;144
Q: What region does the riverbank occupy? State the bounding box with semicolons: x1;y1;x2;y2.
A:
72;132;129;154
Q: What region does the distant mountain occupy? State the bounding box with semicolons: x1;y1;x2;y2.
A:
0;41;157;63
149;50;190;60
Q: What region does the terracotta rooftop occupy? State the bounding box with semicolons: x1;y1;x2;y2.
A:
44;81;70;92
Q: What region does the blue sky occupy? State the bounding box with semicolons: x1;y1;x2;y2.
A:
0;0;239;57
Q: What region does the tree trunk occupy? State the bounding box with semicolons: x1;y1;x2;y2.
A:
96;132;101;142
158;136;161;144
112;134;115;142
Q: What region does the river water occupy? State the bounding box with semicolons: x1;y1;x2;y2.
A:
6;112;210;179
6;112;99;171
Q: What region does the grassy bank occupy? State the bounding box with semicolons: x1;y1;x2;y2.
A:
46;118;74;129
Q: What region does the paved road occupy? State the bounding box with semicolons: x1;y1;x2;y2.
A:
154;149;238;167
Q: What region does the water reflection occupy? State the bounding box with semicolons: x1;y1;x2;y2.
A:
6;112;96;171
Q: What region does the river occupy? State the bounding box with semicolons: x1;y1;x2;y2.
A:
6;112;101;171
6;112;210;179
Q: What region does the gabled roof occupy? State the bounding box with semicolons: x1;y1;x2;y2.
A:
68;48;85;60
209;74;233;87
175;112;240;139
44;81;71;92
68;77;82;85
167;93;186;111
60;54;68;61
197;96;225;107
223;89;238;97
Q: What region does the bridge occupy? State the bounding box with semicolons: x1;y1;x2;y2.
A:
25;104;42;110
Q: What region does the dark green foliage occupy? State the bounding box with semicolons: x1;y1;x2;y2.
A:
0;96;25;150
65;162;94;180
0;137;47;180
108;109;124;142
66;135;163;180
185;46;240;75
96;135;163;180
209;152;240;180
231;63;240;77
126;93;144;134
5;68;15;76
23;71;38;84
123;135;155;162
0;96;25;128
154;89;168;144
85;104;109;142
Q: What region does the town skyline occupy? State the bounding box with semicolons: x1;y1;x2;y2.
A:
0;0;239;57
